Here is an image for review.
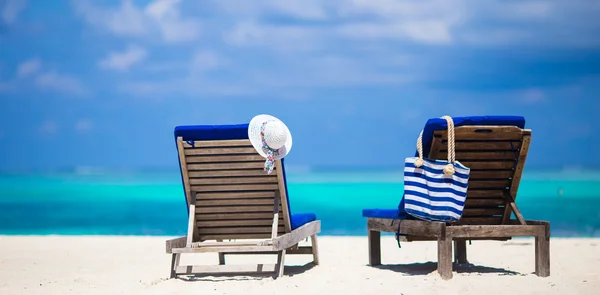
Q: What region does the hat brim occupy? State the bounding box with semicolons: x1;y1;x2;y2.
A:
248;114;293;160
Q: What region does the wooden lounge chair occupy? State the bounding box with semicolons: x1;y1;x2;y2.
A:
362;116;550;280
166;124;320;279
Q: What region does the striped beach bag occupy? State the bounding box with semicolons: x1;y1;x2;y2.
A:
403;115;471;222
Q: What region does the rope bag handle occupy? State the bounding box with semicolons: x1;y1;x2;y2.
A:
414;115;456;175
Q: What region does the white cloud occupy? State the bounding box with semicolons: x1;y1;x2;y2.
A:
336;20;452;44
39;120;58;135
75;119;93;133
67;0;600;98
1;0;27;25
119;78;254;98
214;0;599;48
0;59;89;97
219;0;462;45
211;0;330;20
519;88;546;104
73;0;147;36
144;0;201;43
16;58;41;78
35;71;87;96
223;21;328;52
98;45;147;71
73;0;200;43
191;50;229;72
71;0;600;50
249;55;413;88
119;52;412;98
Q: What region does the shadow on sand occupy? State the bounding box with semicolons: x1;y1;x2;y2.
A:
175;262;317;282
373;262;523;277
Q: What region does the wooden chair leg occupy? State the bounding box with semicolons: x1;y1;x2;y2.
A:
310;234;320;265
535;236;550;277
170;253;181;279
368;230;381;266
438;237;453;280
216;240;225;265
275;250;286;278
454;239;468;264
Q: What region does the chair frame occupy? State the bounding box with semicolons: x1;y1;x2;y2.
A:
166;138;320;279
366;126;550;279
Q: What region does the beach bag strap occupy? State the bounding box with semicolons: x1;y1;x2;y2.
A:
414;115;457;176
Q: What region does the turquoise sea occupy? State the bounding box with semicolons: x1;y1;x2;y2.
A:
0;170;599;237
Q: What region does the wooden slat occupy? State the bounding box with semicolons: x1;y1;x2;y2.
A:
176;138;193;206
274;160;293;233
177;138;200;242
448;225;544;238
166;236;187;253
186;154;265;163
435;126;523;140
467;180;511;189
403;236;510;242
367;218;444;237
195;205;281;214
173;246;275;254
198;226;285;235
454;217;502;225
191;184;279;192
184;147;257;155
196;191;276;200
197;219;284;227
463;208;505;216
451;141;522;150
190;176;277;185
438;151;518;160
183;139;251;148
221;247;314;256
466;189;505;198
196;213;280;220
503;132;532;224
200;233;274;240
465;198;505;207
460;161;515;170
272;221;321;250
175;264;277;274
189;170;276;178
469;170;514;179
187;162;267;170
196;198;276;206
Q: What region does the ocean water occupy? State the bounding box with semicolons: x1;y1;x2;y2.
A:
0;170;599;237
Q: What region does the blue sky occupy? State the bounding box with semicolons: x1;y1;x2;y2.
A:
0;0;599;172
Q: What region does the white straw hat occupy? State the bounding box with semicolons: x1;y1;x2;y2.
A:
248;114;293;173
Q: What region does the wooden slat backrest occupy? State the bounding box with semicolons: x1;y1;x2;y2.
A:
427;126;532;225
176;137;292;242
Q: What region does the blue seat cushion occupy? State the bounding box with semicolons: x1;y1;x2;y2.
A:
291;213;317;230
174;124;250;142
362;209;412;219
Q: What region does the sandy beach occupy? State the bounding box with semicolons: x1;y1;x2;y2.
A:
0;235;597;295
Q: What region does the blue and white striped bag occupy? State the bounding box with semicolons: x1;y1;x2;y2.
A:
403;116;471;222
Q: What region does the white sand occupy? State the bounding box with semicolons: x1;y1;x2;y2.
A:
0;235;598;295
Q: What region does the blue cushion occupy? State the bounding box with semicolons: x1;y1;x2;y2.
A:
174;124;250;142
364;115;526;219
174;123;317;228
291;213;317;229
362;209;408;219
